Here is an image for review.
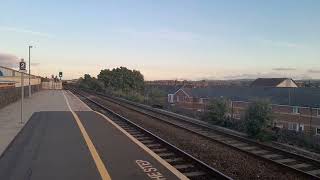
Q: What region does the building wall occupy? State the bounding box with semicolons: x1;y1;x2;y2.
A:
0;66;41;87
173;89;193;103
0;83;15;89
0;76;41;87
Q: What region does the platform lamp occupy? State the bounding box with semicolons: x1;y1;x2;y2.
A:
28;45;33;97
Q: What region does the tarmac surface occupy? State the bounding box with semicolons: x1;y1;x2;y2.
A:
0;90;183;180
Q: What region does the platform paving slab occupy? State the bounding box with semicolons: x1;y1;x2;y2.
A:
0;90;84;155
0;111;100;180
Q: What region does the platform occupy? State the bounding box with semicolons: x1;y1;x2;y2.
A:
0;90;184;180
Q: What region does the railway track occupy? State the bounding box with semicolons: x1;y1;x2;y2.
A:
70;88;232;180
68;87;320;179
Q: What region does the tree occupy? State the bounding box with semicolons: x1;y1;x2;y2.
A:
146;87;166;106
244;100;273;138
97;67;144;93
206;98;229;125
79;74;104;92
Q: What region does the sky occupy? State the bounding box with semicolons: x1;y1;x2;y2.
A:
0;0;320;80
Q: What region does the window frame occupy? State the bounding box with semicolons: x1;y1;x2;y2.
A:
292;106;300;114
199;98;204;104
288;122;298;131
316;128;320;135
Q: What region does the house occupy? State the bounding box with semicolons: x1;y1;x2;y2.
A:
167;85;320;135
250;78;298;88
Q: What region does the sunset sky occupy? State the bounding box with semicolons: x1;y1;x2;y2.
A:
1;0;320;80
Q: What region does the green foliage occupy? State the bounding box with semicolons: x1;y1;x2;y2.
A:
145;87;166;106
276;129;320;153
98;67;144;93
112;89;144;103
206;98;229;125
78;74;104;92
244;100;273;139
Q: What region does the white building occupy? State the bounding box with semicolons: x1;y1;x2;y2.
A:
0;66;41;87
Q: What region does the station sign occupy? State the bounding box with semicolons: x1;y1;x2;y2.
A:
19;60;26;71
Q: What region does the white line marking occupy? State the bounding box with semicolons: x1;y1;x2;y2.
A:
62;91;111;180
66;90;93;111
95;111;189;180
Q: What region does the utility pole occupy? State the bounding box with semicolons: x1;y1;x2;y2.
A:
28;45;33;97
19;59;26;124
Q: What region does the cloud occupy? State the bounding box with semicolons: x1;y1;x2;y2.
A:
308;69;320;73
272;68;296;71
0;53;19;68
0;26;53;38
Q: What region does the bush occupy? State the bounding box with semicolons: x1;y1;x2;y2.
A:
277;129;320;153
145;87;166;106
205;98;230;125
78;74;104;92
111;89;144;103
244;100;273;139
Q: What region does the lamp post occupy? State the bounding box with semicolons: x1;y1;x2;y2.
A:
28;45;32;97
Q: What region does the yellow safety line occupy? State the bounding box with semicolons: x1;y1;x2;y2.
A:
95;111;189;180
62;91;111;180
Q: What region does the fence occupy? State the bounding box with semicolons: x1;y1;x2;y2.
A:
0;85;41;109
42;81;63;90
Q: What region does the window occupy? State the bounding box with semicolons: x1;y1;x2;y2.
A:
0;70;3;76
316;128;320;135
288;123;298;131
199;98;204;104
317;109;320;117
293;106;300;114
176;96;180;102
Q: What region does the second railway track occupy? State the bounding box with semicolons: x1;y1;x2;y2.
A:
68;87;320;179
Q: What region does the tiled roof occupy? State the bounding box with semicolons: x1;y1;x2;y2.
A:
178;86;320;108
250;78;289;87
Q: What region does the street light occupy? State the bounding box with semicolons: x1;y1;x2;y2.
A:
28;45;33;97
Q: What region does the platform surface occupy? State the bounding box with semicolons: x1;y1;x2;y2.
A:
0;90;182;180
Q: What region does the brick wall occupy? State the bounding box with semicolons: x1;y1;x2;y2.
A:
0;85;41;109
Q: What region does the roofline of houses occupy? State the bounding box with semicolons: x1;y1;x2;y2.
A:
170;86;320;109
